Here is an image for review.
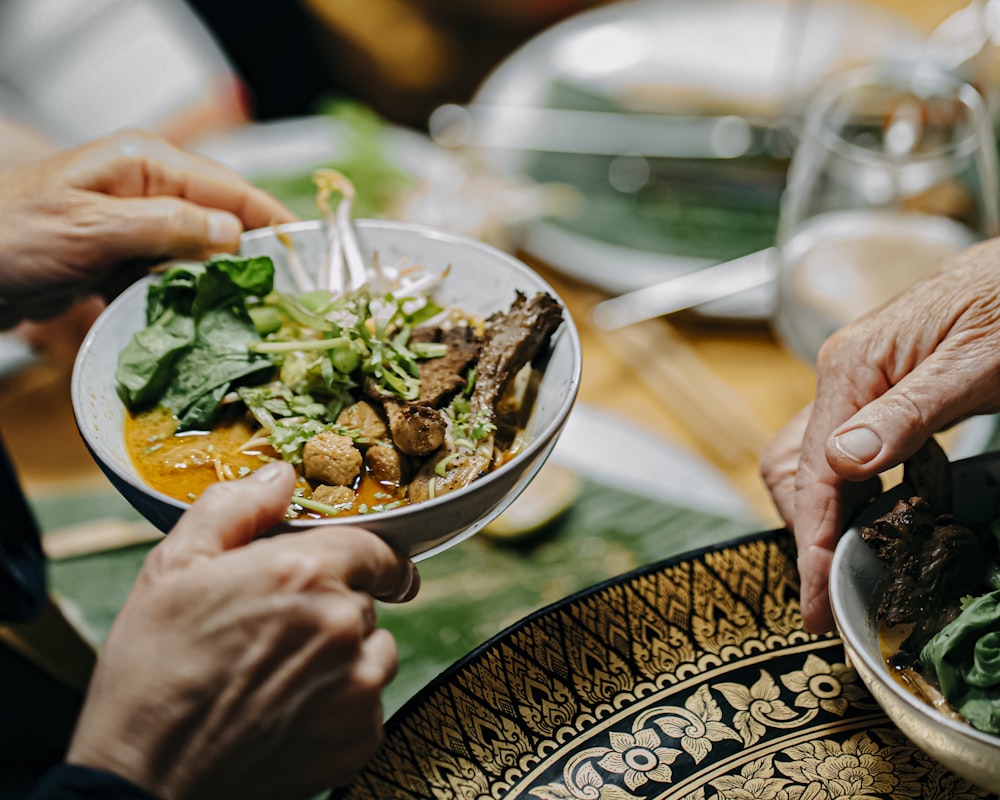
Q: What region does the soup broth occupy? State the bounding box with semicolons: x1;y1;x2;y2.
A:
124;407;412;518
878;622;965;722
125;407;272;502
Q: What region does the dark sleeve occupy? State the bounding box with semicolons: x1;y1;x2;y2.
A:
0;432;47;622
32;764;160;800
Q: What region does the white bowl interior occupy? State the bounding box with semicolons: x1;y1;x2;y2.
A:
830;453;1000;791
72;219;582;557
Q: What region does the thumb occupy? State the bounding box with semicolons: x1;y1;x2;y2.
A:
824;352;983;481
154;461;297;570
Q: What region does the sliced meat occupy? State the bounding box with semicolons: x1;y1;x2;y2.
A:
408;445;492;504
414;325;481;407
383;400;445;456
407;292;563;503
362;326;478;460
302;431;362;486
336;400;388;442
472;291;563;415
860;495;992;662
902;436;952;515
311;484;355;507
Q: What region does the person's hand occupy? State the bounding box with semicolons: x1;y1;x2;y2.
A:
65;461;419;800
0;128;295;327
761;238;1000;634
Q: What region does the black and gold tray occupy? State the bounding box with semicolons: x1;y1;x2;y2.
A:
333;530;996;799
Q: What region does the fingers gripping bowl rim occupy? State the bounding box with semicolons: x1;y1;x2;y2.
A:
71;219;583;561
830;451;1000;793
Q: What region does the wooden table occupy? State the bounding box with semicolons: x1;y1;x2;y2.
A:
523;256;817;523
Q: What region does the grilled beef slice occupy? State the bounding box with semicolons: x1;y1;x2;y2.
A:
407;291;564;502
365;326;481;456
471;291;563;416
411;325;481;407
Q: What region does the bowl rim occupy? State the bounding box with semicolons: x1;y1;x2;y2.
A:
72;217;583;529
829;455;1000;749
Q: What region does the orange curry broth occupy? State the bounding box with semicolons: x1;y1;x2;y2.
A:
124;407;409;517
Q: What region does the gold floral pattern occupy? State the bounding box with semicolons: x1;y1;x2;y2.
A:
782;654;867;717
652;685;742;764
333;532;997;800
597;729;681;790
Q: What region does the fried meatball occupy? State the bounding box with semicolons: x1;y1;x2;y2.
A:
302;431;362;486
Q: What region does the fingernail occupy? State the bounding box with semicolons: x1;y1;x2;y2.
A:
391;562;420;602
833;427;883;464
403;563;420;600
207;212;241;246
252;461;287;482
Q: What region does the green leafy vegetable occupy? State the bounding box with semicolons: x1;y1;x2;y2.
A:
114;312;194;410
116;255;277;429
233;280;445;462
446;394;496;451
921;589;1000;733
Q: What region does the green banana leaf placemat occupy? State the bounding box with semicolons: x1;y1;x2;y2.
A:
33;477;757;717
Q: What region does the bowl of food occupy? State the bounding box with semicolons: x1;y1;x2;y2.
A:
71;217;582;560
830;443;1000;792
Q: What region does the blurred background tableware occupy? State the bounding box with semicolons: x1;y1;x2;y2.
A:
447;0;930;321
191;102;572;255
772;61;1000;363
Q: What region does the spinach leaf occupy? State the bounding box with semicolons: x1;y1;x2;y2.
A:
921;589;1000;734
196;254;275;306
162;305;274;428
177;383;231;432
116;255;277;429
144;263;200;322
116;310;194;408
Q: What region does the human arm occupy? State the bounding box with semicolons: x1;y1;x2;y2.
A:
60;460;418;800
0;128;295;328
760;238;1000;634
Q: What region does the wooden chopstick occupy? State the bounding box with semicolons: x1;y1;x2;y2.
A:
597;317;772;467
42;517;162;560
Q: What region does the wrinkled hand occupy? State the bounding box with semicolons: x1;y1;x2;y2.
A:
66;461;419;800
0;128;295;326
761;238;1000;634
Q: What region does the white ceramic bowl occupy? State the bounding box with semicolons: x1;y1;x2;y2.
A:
72;220;582;561
830;452;1000;792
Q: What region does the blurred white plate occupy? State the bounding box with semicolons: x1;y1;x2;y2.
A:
193;115;550;251
472;0;926;320
551;403;752;518
552;406;997;522
192;115;447;183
